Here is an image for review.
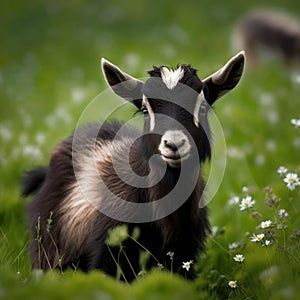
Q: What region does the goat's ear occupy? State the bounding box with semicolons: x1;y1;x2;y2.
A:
101;58;143;108
203;51;245;105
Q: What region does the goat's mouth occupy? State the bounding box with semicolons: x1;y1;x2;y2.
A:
161;152;190;168
158;130;192;168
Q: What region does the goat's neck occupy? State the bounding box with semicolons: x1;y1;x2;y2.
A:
151;168;203;248
132;137;202;206
148;157;201;200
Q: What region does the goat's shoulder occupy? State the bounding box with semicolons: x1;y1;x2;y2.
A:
71;121;146;174
48;121;141;176
73;121;140;144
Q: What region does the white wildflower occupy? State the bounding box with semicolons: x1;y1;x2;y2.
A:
137;270;147;277
278;209;289;218
291;73;300;84
277;166;288;176
242;186;249;193
167;251;174;259
228;196;240;206
0;126;13;141
239;196;255;211
71;87;85;104
45;114;56;128
251;233;265;242
264;240;272;246
229;242;239;250
227;146;245;159
294;137;300;148
211;226;218;236
55;107;73;124
283;173;300;190
266;140;276;152
35;132;46;145
277;223;287;230
233;254;245;263
266;110;279;124
261;220;272;229
291;118;300;129
22;145;43;161
255;154;265;166
228;280;237;288
182;260;193;271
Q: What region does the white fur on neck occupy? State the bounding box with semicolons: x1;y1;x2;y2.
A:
142;95;155;131
193;91;206;127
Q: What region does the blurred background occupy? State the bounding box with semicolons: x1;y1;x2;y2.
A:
1;0;300;298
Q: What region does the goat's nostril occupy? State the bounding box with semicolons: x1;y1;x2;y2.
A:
163;139;186;152
164;139;178;151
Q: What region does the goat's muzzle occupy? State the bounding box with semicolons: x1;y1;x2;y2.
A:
158;130;191;168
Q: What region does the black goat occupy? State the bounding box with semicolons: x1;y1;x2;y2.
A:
22;52;245;281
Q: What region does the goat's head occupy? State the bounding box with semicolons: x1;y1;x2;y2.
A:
101;52;245;168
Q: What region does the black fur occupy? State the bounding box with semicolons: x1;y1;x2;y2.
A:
22;56;244;281
21;167;48;197
23;121;209;281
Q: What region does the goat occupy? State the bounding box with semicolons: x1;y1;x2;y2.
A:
234;10;300;68
21;52;245;281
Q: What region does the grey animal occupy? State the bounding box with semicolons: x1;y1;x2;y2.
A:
235;10;300;67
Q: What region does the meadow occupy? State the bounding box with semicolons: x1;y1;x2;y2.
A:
1;0;300;299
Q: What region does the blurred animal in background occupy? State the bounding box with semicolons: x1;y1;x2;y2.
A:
233;9;300;69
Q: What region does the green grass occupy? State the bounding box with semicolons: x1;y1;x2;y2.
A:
1;0;300;299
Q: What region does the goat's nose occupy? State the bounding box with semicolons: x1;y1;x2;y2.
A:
164;139;185;151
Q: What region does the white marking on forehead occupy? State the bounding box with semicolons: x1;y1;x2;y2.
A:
142;95;155;131
193;91;206;128
160;66;184;90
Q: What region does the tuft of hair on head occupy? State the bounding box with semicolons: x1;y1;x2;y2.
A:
160;66;185;90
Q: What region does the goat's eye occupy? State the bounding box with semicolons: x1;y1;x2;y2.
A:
199;103;207;116
141;107;148;115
